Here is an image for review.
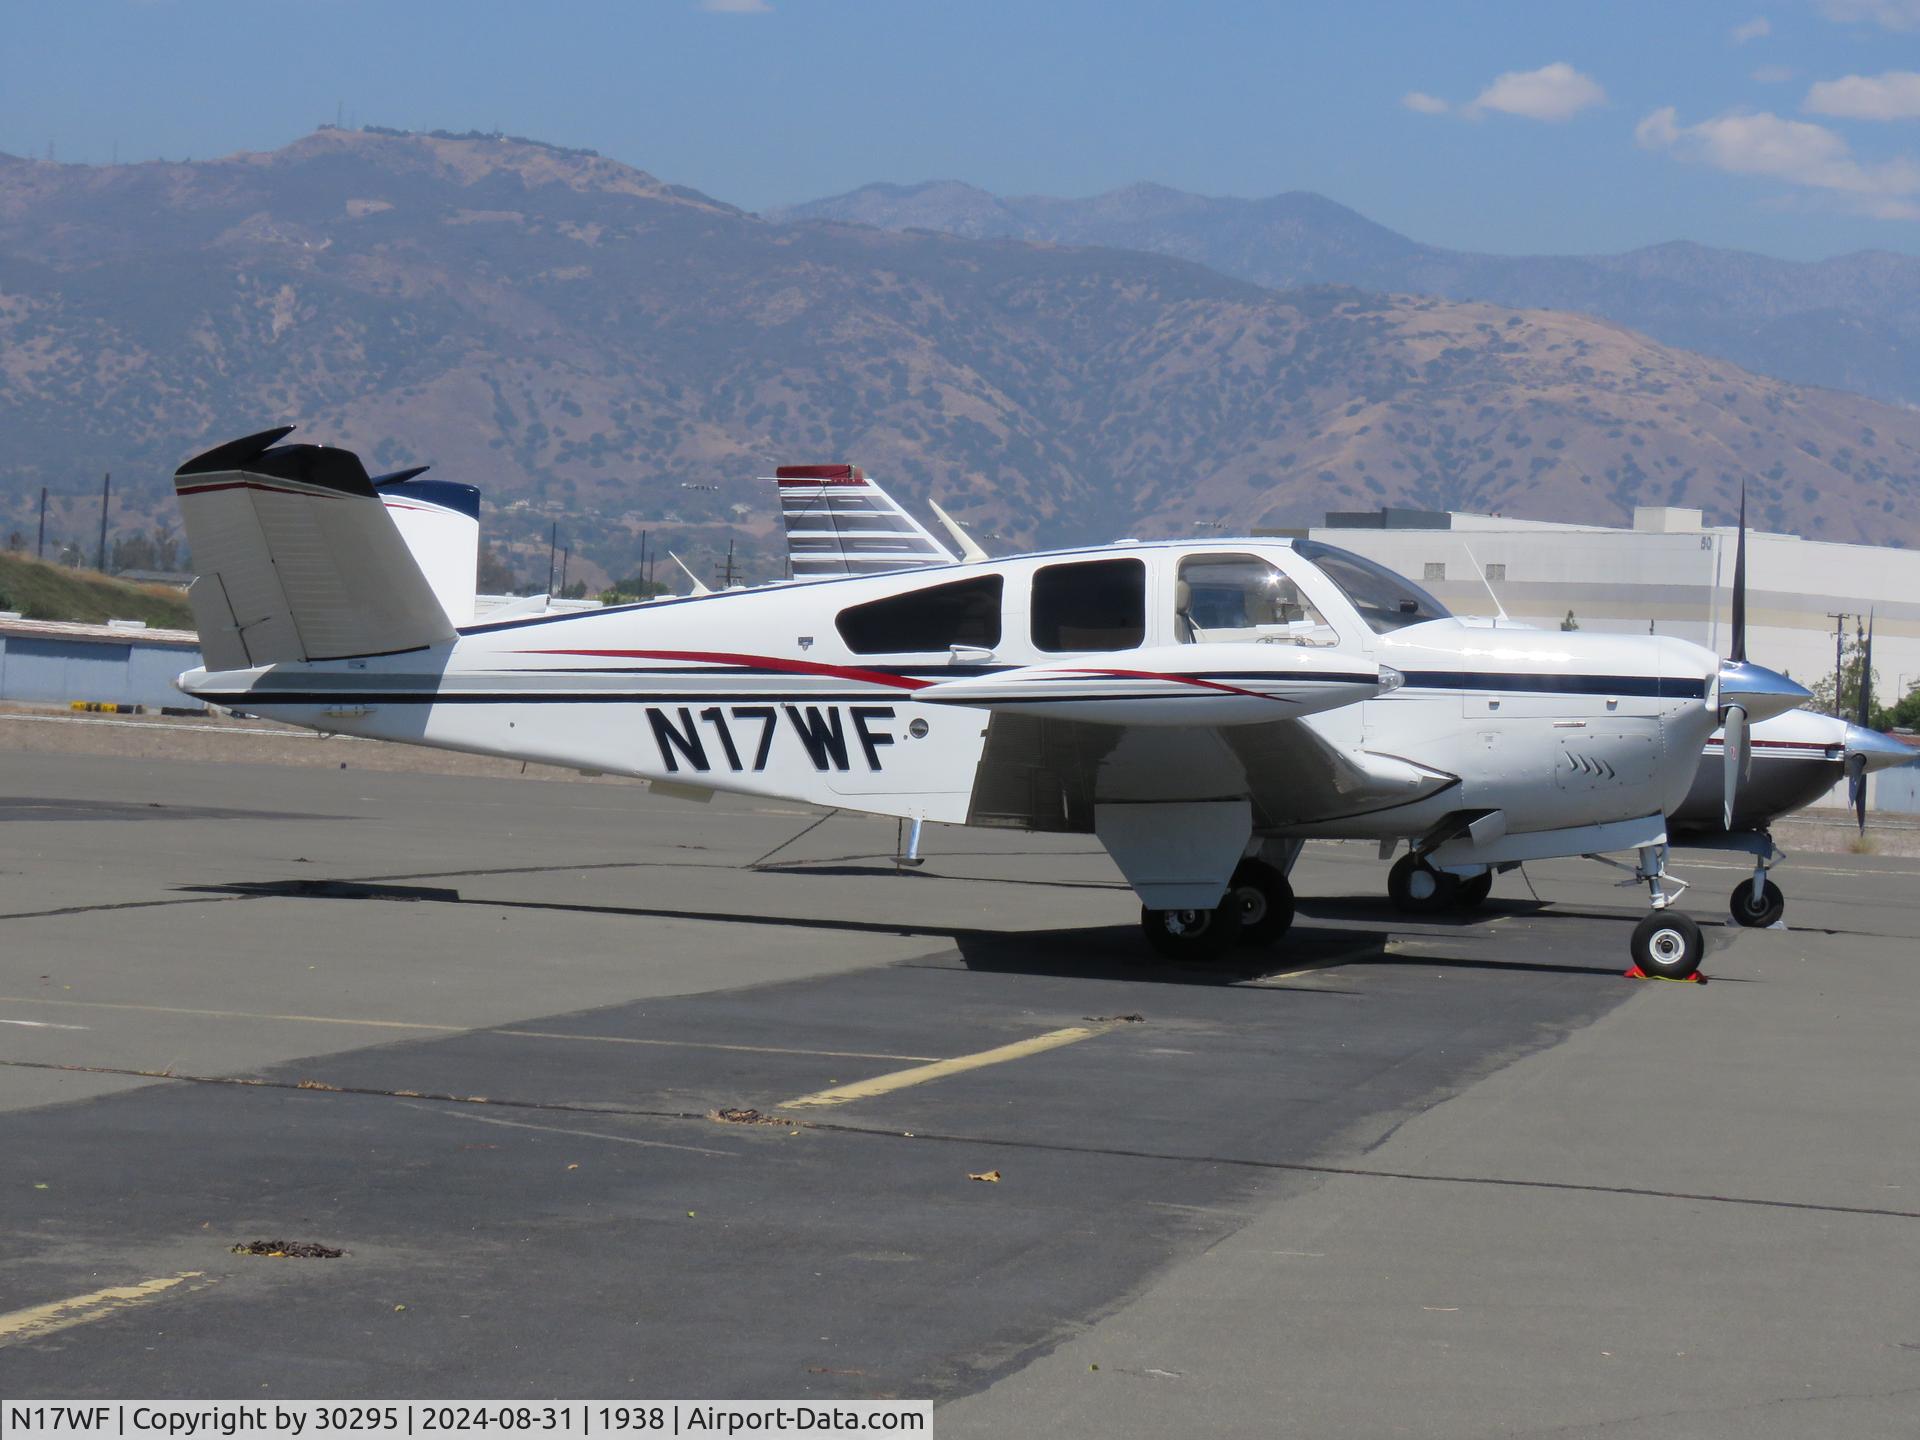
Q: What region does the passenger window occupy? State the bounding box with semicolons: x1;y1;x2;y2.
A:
1175;554;1338;647
835;574;1004;654
1031;559;1146;652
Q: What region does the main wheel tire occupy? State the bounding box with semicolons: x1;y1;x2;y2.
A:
1452;871;1494;909
1388;853;1458;913
1728;878;1784;929
1228;859;1296;946
1141;901;1244;962
1631;910;1704;980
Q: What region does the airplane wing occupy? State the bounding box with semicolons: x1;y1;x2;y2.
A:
965;710;1456;833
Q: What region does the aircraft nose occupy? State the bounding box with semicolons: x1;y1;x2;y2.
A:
1846;723;1917;773
1718;660;1811;725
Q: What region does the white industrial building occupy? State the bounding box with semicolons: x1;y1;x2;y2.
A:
1301;506;1920;709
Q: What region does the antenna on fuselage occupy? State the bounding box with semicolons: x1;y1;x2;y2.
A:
1459;542;1508;624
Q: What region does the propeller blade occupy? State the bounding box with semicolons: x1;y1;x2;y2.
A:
1729;481;1748;665
1849;752;1868;836
1857;611;1875;729
1722;703;1748;831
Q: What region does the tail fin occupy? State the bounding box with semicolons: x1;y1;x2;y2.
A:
773;464;957;578
175;428;457;669
374;468;481;627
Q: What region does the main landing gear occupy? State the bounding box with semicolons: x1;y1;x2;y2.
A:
1140;853;1297;962
1386;853;1493;913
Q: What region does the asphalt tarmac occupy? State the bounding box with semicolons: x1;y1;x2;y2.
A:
2;747;1918;1436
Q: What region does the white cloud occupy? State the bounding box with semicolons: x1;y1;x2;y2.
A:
1805;71;1920;119
1401;91;1449;115
1752;65;1797;84
699;0;771;11
1465;63;1606;122
1637;105;1920;215
1731;17;1772;42
1818;0;1920;28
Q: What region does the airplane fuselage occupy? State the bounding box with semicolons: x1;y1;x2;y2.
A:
182;541;1724;853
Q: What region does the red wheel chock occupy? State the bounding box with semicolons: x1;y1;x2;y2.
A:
1623;965;1707;984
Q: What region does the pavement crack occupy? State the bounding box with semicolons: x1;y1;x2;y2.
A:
7;1059;1914;1224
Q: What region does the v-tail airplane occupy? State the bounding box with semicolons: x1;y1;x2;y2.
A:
173;428;1812;980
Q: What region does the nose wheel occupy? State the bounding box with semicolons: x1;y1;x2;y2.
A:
1630;911;1705;980
1729;878;1784;928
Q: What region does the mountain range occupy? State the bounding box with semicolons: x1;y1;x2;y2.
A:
772;181;1920;410
2;129;1919;590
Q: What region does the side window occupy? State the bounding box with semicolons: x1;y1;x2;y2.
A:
835;574;1004;654
1031;559;1146;652
1175;554;1339;647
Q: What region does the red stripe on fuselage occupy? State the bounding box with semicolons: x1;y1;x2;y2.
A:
1062;667;1299;704
513;648;934;690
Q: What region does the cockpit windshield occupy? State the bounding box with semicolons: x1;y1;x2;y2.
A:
1292;539;1451;634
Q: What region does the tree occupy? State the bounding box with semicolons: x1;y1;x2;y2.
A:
476;543;520;594
1810;629;1896;728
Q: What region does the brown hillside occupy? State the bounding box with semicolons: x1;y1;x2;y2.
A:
1;129;1916;586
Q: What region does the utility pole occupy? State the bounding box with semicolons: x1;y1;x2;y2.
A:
1826;611;1854;718
719;539;740;588
559;546;570;594
36;487;47;560
96;472;111;572
546;521;558;594
638;530;649;595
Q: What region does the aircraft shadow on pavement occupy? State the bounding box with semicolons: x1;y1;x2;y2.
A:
182;879;1638;985
945;924;1371;989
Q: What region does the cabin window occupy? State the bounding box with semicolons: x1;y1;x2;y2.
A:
1176;554;1338;646
835;574;1004;654
1031;558;1146;652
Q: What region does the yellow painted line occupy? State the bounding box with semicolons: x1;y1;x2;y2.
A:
779;1024;1113;1111
0;998;938;1063
0;1272;211;1348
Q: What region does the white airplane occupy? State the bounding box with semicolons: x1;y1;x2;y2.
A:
171;428;1810;981
770;469;1913;932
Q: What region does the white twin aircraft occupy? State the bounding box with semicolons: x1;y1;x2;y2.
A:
174;427;1814;980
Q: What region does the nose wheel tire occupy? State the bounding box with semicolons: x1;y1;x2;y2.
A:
1630;911;1704;980
1228;859;1296;946
1451;871;1494;909
1728;879;1784;929
1141;900;1244;962
1388;853;1459;913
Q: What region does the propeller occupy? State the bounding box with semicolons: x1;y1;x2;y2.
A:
1715;481;1812;827
1849;611;1874;834
1722;484;1751;829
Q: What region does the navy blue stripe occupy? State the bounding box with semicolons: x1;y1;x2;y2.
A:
1401;671;1707;699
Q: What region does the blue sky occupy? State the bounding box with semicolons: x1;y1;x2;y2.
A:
5;1;1920;260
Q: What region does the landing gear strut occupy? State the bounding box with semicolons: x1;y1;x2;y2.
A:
1628;841;1704;979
